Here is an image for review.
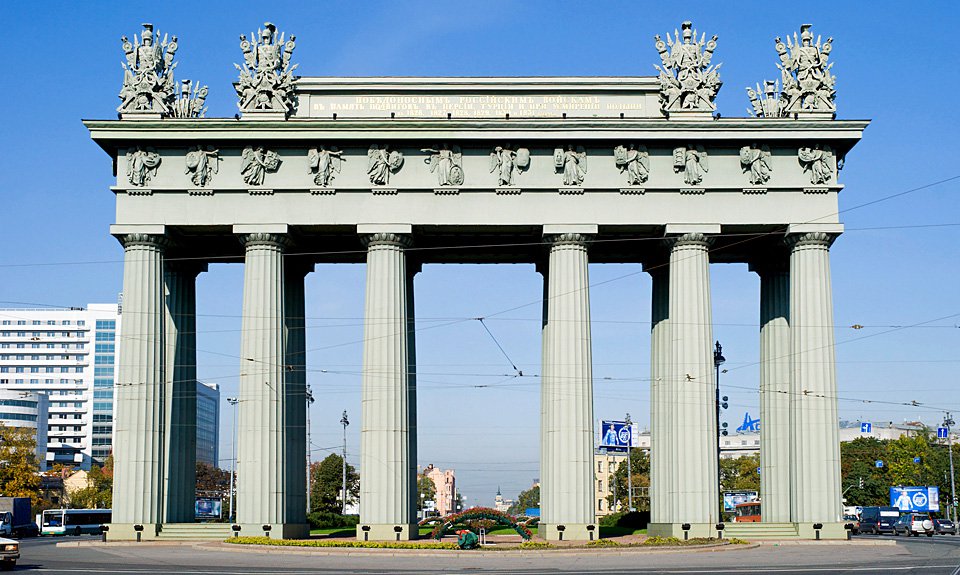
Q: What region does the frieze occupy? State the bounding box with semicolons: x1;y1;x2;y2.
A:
422;145;464;186
614;145;650;185
490;146;530;186
673;145;708;185
308;146;343;187
367;145;403;185
185;146;219;186
798;145;834;184
126;146;161;186
240;146;281;186
739;144;772;185
555;146;587;186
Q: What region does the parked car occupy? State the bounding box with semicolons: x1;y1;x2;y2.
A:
894;513;935;537
0;536;18;570
860;506;900;535
933;518;956;535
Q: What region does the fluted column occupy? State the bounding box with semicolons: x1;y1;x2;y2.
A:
647;263;671;524
111;233;167;539
789;232;841;524
541;233;595;541
283;260;310;525
236;233;308;538
161;262;204;524
666;233;717;526
358;233;416;541
753;259;792;523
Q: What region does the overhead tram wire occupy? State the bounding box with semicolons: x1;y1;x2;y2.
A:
475;317;523;377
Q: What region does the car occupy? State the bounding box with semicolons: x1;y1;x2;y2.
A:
0;536;18;570
933;518;956;535
860;506;900;535
893;513;935;537
843;514;860;535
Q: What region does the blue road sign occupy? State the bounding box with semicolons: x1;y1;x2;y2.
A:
914;456;922;464
875;460;884;468
861;422;872;433
939;427;949;439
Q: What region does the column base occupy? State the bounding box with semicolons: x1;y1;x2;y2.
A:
647;522;720;539
796;522;848;540
356;523;418;541
105;523;161;541
234;523;310;540
540;523;598;542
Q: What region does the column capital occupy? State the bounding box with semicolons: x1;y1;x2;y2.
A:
239;232;289;249
786;231;836;250
121;233;169;250
545;233;591;247
664;232;712;249
361;232;413;249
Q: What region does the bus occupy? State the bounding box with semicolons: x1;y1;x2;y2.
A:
732;501;761;522
40;509;111;536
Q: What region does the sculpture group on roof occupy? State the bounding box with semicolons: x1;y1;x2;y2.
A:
115;20;837;121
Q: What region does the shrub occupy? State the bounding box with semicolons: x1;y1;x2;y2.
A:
225;536;457;549
585;538;621;547
307;511;359;530
642;536;718;546
518;540;553;549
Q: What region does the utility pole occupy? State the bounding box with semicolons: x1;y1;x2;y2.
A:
305;387;314;514
341;410;350;515
946;413;957;523
226;397;239;522
714;341;727;522
625;413;633;512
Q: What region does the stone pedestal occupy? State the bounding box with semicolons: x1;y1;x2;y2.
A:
666;233;717;524
540;233;595;541
161;263;203;524
789;232;841;523
235;232;309;537
755;260;792;523
357;233;417;540
111;233;167;538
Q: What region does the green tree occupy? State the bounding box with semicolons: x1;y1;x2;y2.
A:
196;462;231;497
606;448;651;512
309;454;358;514
69;455;113;509
841;437;889;506
0;424;41;506
417;473;436;511
508;485;540;515
719;454;760;492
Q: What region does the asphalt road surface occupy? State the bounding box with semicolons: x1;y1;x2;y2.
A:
10;534;960;574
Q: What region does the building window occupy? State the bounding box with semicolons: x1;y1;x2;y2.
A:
599;499;604;511
598;480;603;492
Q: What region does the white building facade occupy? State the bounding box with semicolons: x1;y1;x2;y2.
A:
0;304;120;470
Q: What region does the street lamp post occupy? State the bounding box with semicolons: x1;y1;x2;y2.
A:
305;387;314;514
226;397;239;522
340;410;350;515
713;341;727;521
945;413;957;523
625;413;634;512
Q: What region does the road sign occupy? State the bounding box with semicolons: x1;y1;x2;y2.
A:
875;460;884;468
938;427;949;439
913;456;922;464
860;422;872;433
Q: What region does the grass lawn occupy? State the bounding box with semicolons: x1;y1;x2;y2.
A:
309;527;356;537
485;526;538;536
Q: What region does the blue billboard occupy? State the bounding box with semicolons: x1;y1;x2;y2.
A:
195;497;223;519
890;486;939;512
599;420;632;452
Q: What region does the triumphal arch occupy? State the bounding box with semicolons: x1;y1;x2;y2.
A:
88;21;866;540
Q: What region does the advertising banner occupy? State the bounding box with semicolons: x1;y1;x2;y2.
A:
723;490;759;512
195;497;223;519
889;486;939;512
599;420;633;452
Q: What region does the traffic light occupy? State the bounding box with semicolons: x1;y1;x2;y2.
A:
858;477;864;489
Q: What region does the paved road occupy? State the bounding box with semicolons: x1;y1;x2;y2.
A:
10;534;960;574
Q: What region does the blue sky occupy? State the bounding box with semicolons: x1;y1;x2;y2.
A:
2;1;959;506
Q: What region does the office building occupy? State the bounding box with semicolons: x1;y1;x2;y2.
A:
0;389;49;463
196;382;220;467
0;304;120;469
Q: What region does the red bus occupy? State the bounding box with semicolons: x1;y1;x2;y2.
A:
733;501;761;522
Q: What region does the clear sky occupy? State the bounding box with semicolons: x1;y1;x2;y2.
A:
2;1;959;507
